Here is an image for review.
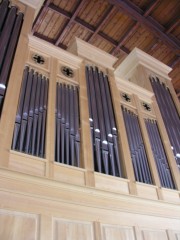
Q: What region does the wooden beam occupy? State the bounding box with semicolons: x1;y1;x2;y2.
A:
111;0;160;55
32;0;51;34
108;0;180;52
47;3;129;54
55;0;86;46
87;5;116;42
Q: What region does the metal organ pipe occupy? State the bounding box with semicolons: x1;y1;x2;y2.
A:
85;66;122;177
122;107;153;184
55;82;81;167
0;1;23;115
12;67;49;158
145;119;175;189
150;78;180;170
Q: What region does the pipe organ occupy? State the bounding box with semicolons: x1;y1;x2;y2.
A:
145;118;175;189
55;82;80;166
0;0;23;115
12;66;49;158
85;66;122;177
0;1;180;239
122;107;152;184
150;77;180;171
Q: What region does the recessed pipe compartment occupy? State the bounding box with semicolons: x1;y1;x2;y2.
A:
85;66;122;177
0;0;24;116
55;82;80;167
145;119;175;189
150;77;180;171
12;66;49;158
122;107;153;184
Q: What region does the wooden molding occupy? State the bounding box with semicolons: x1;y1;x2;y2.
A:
28;35;83;68
114;48;172;80
115;76;154;101
67;37;118;70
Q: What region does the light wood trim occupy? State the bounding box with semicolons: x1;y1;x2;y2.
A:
107;69;137;195
79;62;95;187
45;57;58;178
94;222;102;240
153;97;180;190
39;214;52;240
134;95;163;200
0;5;35;167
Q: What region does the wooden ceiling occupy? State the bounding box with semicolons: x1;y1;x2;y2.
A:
32;0;180;97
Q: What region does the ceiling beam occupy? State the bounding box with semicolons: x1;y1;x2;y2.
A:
107;0;180;52
111;0;160;55
47;3;129;54
32;0;51;34
87;5;116;42
55;0;86;46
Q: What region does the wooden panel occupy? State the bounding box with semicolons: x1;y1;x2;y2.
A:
124;26;156;52
102;224;136;240
150;0;180;26
9;151;46;177
53;163;85;186
136;183;159;200
0;209;38;240
90;35;113;53
53;218;94;240
101;11;134;42
77;0;111;27
142;229;168;240
161;188;180;203
95;173;129;194
62;23;91;47
53;0;78;12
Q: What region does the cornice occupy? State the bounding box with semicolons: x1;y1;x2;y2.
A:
114;48;172;80
68;37;118;70
28;35;83;68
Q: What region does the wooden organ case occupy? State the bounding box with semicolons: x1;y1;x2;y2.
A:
0;1;179;239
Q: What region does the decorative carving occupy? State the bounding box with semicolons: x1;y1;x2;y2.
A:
32;54;45;64
142;102;151;111
61;66;74;78
122;93;131;102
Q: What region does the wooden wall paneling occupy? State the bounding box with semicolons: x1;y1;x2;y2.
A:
101;224;136;240
79;62;95;187
134;95;163;200
142;228;168;240
39;214;52;240
107;69;137;195
152;97;180;191
53;218;94;240
45;57;57;178
0;209;39;240
0;5;35;167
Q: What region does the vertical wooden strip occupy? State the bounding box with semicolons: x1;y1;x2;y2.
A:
93;222;102;240
45;57;57;178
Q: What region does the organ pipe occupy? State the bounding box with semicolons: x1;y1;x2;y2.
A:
122;107;153;184
150;77;180;170
85;66;122;177
12;66;49;158
0;0;23;115
55;82;80;167
145;119;175;189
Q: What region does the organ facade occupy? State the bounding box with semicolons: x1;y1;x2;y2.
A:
0;1;180;239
